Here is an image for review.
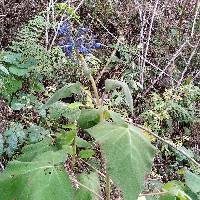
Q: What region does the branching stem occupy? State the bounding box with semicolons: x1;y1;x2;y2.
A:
133;123;200;168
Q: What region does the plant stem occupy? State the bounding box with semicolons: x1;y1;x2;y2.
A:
89;73;104;122
79;54;104;121
88;74;100;107
72;131;77;169
133;123;200;168
105;172;111;200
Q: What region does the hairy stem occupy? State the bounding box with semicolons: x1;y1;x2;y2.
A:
105;172;111;200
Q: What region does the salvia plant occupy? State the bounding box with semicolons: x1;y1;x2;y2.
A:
58;20;102;60
0;2;200;200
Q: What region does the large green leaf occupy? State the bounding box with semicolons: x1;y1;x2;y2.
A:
87;123;156;200
105;79;133;114
185;171;200;194
17;138;55;162
0;140;73;200
44;82;82;108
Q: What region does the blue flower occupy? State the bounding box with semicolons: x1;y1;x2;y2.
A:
91;42;102;49
58;21;70;35
63;43;73;57
57;21;102;58
78;45;89;54
78;27;89;35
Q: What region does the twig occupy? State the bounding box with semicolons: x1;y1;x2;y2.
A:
139;9;146;87
137;55;178;83
192;70;200;81
176;41;199;89
191;0;200;37
49;0;85;49
105;172;111;200
143;41;188;96
87;13;121;43
96;35;125;83
133;123;200;168
45;1;50;50
139;191;167;197
141;0;159;87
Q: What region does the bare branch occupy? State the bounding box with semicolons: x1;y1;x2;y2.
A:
141;0;159;87
191;0;200;37
143;41;188;95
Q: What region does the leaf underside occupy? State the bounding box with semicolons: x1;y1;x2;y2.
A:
87;122;156;200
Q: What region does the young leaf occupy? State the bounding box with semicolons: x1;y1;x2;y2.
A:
76;136;91;148
44;82;82;108
77;109;100;129
162;181;192;200
0;141;74;200
56;130;76;149
105;79;133;115
87;122;156;200
79;149;95;158
75;173;101;200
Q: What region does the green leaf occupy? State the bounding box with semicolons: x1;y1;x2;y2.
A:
0;151;73;200
159;194;176;200
11;101;25;110
105;79;133;114
109;111;127;127
185;171;200;194
75;173;101;200
44;82;82;108
17;138;55;162
3;77;22;95
9;66;31;76
87;123;156;200
56;130;76;149
79;149;95;158
4;124;26;157
76;136;91;148
31;81;45;92
162;181;192;200
27;125;50;143
0;139;74;200
2;52;22;64
77;109;100;129
0;64;9;75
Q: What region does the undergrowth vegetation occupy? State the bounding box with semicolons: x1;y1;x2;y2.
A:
0;0;200;200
